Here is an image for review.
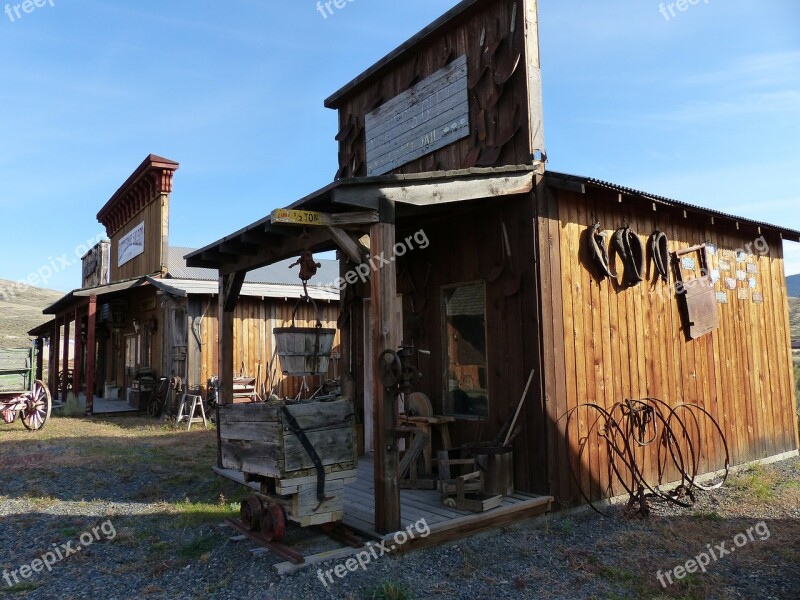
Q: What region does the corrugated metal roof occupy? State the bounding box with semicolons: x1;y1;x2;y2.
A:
168;246;340;287
547;171;800;241
155;279;338;302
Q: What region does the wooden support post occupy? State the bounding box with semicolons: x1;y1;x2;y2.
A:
86;297;97;415
61;316;71;401
35;337;44;381
338;257;353;400
218;271;245;469
218;271;245;406
72;309;83;395
51;318;60;396
370;200;401;534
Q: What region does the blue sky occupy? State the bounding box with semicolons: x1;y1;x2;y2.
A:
0;0;798;292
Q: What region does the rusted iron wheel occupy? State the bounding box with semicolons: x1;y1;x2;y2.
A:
240;496;263;532
21;381;51;431
260;501;286;542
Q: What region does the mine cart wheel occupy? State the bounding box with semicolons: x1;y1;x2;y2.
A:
21;381;51;431
240;495;263;531
260;501;287;542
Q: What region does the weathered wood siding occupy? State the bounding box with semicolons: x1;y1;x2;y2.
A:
188;296;340;399
109;194;168;282
331;0;539;179
537;183;800;507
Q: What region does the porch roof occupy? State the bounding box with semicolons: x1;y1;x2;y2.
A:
186;164;800;277
185;165;540;274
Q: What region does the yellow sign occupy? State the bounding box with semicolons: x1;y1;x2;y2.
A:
270;209;331;226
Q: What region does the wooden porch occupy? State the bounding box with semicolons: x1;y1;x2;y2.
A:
215;455;552;564
342;456;552;549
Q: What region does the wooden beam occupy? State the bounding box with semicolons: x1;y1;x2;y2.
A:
220;227;335;276
50;317;60;396
34;338;44;381
218;271;245;416
330;211;380;226
327;226;369;264
86;297;97;414
370;208;401;534
61;316;71;401
546;175;585;195
221;270;245;313
72;309;83;397
333;173;535;209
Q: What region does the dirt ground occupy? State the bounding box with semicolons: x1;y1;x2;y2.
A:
0;416;798;599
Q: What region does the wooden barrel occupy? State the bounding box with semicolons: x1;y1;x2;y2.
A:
273;326;336;376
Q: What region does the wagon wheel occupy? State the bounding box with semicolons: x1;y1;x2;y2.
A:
147;378;169;418
21;380;51;431
260;501;286;542
240;495;263;531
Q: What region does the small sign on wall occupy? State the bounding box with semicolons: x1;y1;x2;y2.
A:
738;288;749;301
746;263;759;274
715;292;728;304
118;221;145;267
718;259;731;272
752;292;764;304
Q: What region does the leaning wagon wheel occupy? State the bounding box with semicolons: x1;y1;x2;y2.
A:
21;381;51;431
240;495;263;531
260;501;287;542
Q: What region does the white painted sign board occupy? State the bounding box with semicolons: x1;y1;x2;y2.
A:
366;55;470;176
118;221;145;267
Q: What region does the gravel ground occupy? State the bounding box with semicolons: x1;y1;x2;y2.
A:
0;417;798;600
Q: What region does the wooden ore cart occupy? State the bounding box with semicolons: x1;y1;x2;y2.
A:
218;397;358;541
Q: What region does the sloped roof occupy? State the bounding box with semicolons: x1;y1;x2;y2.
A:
168;246;340;287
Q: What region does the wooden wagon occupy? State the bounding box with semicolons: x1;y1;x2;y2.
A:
0;347;51;431
218;397;358;542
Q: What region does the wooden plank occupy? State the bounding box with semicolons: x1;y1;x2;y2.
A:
394;496;553;554
333;172;534;209
366;55;469;175
327;226;368;264
274;543;372;577
523;0;545;154
284;429;356;472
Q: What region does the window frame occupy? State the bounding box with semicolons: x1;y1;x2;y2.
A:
440;279;490;420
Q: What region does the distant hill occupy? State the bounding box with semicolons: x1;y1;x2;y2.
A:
790;297;800;346
0;280;62;349
788;274;800;298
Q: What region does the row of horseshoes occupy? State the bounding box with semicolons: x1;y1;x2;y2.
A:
589;225;671;286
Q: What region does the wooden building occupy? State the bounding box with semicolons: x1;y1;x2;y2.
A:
31;155;339;414
187;0;798;541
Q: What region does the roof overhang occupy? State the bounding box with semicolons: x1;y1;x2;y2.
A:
28;319;56;337
185;166;540;275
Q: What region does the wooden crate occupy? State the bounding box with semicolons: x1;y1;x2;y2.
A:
219;398;357;481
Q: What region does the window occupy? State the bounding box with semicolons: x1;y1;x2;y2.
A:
442;282;489;418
